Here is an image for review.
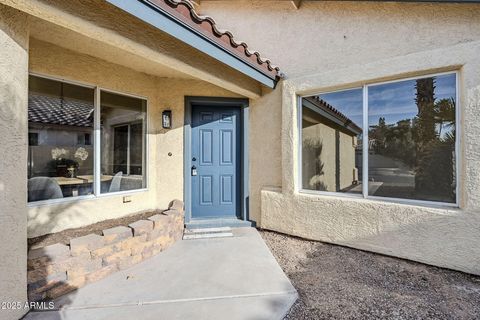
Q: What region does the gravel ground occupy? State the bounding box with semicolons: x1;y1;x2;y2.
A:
260;230;480;320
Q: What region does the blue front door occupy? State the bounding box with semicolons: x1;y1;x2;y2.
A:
191;106;241;219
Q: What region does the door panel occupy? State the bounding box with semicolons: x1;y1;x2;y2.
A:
191;106;240;218
200;129;213;165
220;129;233;165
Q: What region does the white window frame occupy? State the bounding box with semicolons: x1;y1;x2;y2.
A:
298;71;460;208
27;73;149;206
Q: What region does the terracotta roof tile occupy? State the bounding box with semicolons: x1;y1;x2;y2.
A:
305;96;362;134
144;0;283;80
28;94;94;127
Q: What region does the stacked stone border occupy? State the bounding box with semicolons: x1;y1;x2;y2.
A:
27;200;185;302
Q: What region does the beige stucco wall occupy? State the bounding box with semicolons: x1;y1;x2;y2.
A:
267;39;480;275
200;0;480;216
27;39;241;237
339;133;356;189
1;0;262;98
199;1;480;274
0;4;29;319
2;0;479;287
302;123;355;192
302;111;357;192
302;120;336;191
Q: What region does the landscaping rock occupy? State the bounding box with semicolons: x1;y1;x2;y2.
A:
28;243;70;260
102;226;132;244
102;249;132;266
27;205;185;302
70;234;104;256
28;243;70;270
168;199;184;212
148;214;169;230
67;259;102;279
128;220;153;237
85;265;118;283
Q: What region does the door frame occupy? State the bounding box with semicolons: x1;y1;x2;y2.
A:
184;96;249;224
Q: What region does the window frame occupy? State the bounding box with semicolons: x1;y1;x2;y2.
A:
27;73;149;206
297;70;460;208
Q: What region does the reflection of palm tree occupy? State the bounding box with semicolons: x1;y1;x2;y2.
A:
415;78;437;145
303;138;328;191
414;78;455;201
434;97;455;137
414;78;436;194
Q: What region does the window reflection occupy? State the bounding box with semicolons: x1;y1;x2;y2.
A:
368;74;456;203
100;91;146;193
301;88;363;194
27;75;94;202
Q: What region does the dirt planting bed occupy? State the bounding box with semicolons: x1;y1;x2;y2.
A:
28;210;165;249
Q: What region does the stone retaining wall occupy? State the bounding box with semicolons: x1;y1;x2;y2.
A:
27;203;184;302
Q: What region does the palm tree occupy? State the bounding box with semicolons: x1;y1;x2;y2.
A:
414;77;437;194
434;97;455;137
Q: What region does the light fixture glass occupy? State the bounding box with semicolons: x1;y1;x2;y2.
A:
162;110;172;129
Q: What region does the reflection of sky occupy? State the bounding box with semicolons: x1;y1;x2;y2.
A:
368;73;456;126
313;73;456;130
319;88;363;129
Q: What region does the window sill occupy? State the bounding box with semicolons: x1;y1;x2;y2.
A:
27;188;149;208
297;189;459;210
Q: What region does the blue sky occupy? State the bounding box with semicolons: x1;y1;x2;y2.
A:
316;73;456;130
319;88;363;129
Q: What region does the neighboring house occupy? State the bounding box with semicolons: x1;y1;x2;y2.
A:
301;96;362;192
1;1;480;319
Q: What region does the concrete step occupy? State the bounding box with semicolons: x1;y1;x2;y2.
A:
186;227;232;233
183;227;233;240
185;219;254;229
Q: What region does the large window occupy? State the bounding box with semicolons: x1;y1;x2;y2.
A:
27;75;147;203
300;72;457;205
301;88;363;195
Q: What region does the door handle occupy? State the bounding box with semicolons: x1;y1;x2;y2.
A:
191;165;197;176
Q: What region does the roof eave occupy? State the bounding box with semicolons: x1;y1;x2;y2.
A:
105;0;278;88
303;97;362;136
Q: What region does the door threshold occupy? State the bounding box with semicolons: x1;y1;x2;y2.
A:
185;218;255;229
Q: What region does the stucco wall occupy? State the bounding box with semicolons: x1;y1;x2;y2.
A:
28;39;240;237
1;0;262;98
302;121;336;191
269;40;480;275
199;0;480;227
199;1;480;274
4;0;480;282
339;134;356;189
247;87;282;223
0;4;29;319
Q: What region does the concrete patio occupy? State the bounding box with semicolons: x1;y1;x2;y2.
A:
24;228;297;320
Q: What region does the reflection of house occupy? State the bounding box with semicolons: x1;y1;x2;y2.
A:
28;93;94;178
302;96;362;192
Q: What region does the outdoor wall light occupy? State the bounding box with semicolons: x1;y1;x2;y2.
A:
162;110;172;129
